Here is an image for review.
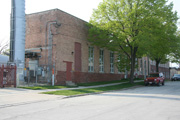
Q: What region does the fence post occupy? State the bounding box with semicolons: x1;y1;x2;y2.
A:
14;65;17;88
0;65;4;88
0;66;2;88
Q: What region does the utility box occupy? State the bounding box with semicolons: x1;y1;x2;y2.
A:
29;70;35;77
37;67;42;75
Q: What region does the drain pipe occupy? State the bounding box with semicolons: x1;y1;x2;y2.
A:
45;20;61;85
45;21;60;66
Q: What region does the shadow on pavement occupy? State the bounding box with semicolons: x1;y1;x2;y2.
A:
99;93;180;101
98;81;180;101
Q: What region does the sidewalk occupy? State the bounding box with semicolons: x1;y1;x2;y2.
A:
37;80;144;92
0;80;143;108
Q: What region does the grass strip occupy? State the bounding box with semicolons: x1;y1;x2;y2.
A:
19;85;74;90
19;78;143;90
77;78;143;86
42;82;144;96
77;80;127;86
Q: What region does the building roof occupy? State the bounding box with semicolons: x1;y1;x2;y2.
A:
0;54;9;63
26;8;88;23
169;67;180;70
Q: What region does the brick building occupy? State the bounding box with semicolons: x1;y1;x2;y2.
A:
25;9;170;85
169;67;180;79
134;57;169;79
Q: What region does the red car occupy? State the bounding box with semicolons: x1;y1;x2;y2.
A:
144;73;165;86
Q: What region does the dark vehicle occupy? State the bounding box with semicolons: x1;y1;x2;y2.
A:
144;73;165;86
171;74;180;81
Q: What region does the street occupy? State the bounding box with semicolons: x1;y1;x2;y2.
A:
0;81;180;120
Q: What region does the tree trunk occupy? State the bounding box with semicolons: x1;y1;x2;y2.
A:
155;60;160;72
130;59;135;84
129;48;137;84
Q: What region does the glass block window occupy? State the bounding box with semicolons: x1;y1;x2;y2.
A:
88;46;94;72
117;54;121;74
110;51;114;73
99;49;104;73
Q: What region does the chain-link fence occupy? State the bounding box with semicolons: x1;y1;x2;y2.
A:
24;61;52;86
0;64;16;88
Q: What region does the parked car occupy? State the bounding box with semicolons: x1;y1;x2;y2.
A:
144;73;165;86
171;74;180;81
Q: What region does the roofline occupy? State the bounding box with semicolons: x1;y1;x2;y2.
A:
26;8;88;23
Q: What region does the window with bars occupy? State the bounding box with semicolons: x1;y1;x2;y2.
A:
88;46;94;72
99;49;104;73
110;51;114;73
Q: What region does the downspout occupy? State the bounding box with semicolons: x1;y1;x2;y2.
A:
45;21;57;83
45;20;58;66
45;21;61;84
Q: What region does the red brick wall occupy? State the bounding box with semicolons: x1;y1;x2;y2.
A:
56;71;66;85
56;71;125;85
73;72;125;83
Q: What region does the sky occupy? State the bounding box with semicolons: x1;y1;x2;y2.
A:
0;0;179;41
0;0;179;66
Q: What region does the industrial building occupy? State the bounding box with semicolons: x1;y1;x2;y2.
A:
25;9;170;85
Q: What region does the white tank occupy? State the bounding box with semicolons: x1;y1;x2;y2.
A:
14;0;26;68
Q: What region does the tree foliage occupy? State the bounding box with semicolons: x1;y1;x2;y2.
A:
142;1;179;72
88;0;178;83
115;54;131;72
168;31;180;63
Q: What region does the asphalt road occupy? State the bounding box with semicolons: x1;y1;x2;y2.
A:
0;81;180;120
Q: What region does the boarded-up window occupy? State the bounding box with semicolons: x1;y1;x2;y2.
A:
75;42;81;72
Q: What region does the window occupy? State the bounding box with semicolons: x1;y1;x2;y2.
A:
135;58;138;73
135;58;138;66
151;67;154;72
88;46;94;72
110;51;114;73
144;60;146;76
99;49;104;73
117;54;121;74
150;60;153;64
140;59;143;74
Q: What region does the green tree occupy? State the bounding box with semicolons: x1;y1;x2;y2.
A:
88;0;178;83
144;17;179;72
116;53;131;72
168;30;180;64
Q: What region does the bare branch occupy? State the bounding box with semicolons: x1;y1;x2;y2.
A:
0;39;9;54
119;44;131;59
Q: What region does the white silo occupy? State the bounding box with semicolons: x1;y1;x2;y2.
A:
14;0;26;68
9;0;26;84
